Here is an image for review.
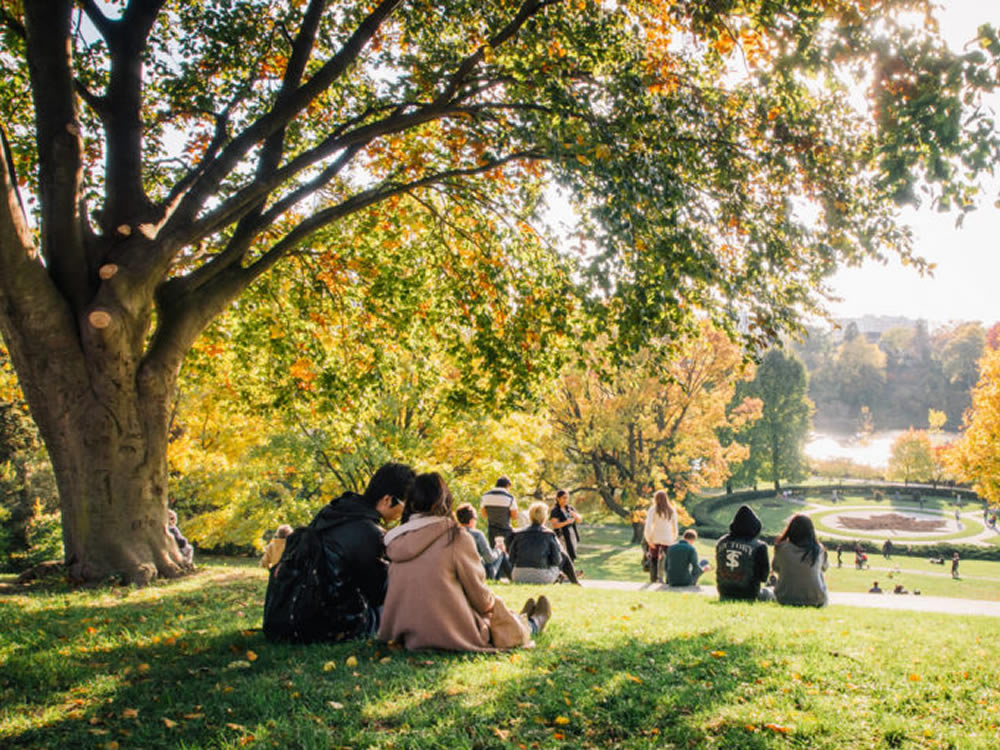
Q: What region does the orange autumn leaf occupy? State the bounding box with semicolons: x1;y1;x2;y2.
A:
764;723;790;734
711;650;726;658
162;717;178;729
246;650;258;662
909;673;922;681
121;708;139;719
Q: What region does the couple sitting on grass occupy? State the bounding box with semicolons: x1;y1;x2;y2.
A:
716;505;829;607
306;463;550;652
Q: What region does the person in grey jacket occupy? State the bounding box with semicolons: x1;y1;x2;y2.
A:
456;503;512;580
772;514;829;607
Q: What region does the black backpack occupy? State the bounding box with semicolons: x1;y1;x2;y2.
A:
262;515;370;644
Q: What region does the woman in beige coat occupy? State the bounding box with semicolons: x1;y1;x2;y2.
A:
379;472;551;651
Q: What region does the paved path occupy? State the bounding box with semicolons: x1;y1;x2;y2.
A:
581;579;1000;617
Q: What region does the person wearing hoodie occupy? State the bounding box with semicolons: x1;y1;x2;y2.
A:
771;514;829;607
305;462;415;636
379;473;551;651
715;505;772;602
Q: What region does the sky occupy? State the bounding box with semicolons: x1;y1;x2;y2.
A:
826;0;1000;327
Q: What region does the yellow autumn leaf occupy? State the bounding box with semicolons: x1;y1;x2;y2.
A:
345;656;358;668
554;715;570;725
322;661;337;672
121;708;139;719
711;650;727;658
908;673;922;681
137;663;150;673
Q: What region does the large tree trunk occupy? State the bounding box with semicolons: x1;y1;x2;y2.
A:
15;333;189;584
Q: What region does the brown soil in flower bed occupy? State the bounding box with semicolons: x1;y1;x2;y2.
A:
837;513;947;532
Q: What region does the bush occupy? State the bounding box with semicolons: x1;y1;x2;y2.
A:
6;498;64;571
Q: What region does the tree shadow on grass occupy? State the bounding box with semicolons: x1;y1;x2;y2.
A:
3;594;778;750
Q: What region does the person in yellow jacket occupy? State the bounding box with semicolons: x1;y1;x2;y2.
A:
261;524;293;568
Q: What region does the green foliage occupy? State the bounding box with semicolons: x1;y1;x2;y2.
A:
888;428;936;483
729;348;813;490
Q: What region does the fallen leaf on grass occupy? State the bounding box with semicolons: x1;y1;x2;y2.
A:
493;728;510;740
553;732;565;740
345;656;358;668
121;708;139;719
328;701;344;710
137;663;150;673
226;723;247;731
625;673;643;684
710;651;726;658
323;661;337;672
379;656;392;664
246;650;258;662
225;660;252;670
162;717;178;729
908;674;922;682
764;723;790;734
183;713;204;719
554;716;570;725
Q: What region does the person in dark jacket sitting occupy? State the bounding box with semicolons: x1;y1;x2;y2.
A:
305;462;415;637
715;505;772;602
508;502;579;584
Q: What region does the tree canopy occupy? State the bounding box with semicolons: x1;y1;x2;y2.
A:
1;0;999;581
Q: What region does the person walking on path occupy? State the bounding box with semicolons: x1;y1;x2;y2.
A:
480;477;518;549
549;489;582;562
772;515;829;607
644;489;678;584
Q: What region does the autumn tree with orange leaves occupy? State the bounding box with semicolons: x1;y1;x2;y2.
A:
1;0;999;581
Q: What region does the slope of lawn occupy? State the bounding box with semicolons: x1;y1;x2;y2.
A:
2;561;999;749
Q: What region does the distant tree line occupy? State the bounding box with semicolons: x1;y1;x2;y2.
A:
792;319;997;433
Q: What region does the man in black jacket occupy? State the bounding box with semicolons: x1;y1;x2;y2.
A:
309;462;415;635
715;505;772;601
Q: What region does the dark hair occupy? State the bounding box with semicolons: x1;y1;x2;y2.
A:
776;514;822;567
362;462;416;507
455;503;476;525
495;476;511;489
402;473;460;544
554;489;569;506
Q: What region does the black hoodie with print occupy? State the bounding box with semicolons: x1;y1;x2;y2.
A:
715;505;770;601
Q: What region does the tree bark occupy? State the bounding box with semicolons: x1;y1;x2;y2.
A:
23;341;189;584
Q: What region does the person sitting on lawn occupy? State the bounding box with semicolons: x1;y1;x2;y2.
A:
868;581;883;594
508;501;580;584
772;514;829;607
379;473;549;651
715;505;772;602
456;503;512;581
260;524;293;569
893;583;909;594
167;509;195;566
666;529;709;587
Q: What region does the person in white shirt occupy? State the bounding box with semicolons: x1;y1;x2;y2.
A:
643;489;678;584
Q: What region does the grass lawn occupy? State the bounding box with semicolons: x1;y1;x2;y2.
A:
2;562;1000;749
576;526;1000;601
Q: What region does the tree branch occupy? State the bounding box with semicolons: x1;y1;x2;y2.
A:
159;0;404;257
101;0;165;227
22;0;90;309
79;0;115;41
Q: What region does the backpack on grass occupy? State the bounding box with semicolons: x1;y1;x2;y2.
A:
262;516;370;644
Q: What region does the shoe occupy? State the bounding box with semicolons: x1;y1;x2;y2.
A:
532;595;552;634
520;597;536;618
